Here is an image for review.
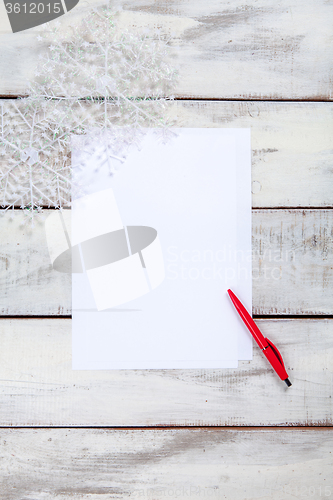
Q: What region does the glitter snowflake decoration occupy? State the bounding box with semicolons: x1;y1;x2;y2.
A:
0;2;177;224
0;98;72;222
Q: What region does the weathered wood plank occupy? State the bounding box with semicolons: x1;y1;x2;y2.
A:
252;210;333;315
0;0;332;100
0;213;71;316
2;101;332;208
1;210;332;316
171;101;333;208
0;318;332;426
0;428;332;499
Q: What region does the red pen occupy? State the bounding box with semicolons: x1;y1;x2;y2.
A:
227;289;292;387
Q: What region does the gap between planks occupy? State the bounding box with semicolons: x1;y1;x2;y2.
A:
1;315;333;319
0;426;332;430
0;96;332;103
2;206;333;210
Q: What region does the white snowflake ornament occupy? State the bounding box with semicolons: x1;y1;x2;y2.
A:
0;99;72;225
0;2;177;225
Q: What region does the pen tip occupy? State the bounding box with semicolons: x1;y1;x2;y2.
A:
284;378;292;387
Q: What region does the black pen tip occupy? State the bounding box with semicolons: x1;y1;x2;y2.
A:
284;378;292;387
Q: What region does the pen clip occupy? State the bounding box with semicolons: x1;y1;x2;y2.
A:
265;337;285;369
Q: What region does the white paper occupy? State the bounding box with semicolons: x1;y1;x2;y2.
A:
70;129;252;369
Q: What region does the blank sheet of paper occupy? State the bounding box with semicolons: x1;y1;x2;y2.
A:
71;129;252;369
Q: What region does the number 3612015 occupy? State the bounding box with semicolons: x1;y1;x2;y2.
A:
5;3;61;14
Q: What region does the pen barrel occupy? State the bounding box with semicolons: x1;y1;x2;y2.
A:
248;322;268;350
263;345;289;381
227;290;267;349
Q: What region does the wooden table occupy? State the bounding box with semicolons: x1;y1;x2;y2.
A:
0;1;332;498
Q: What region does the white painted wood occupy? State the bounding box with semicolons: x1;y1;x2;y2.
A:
0;428;332;499
2;101;332;208
1;209;332;315
0;318;331;426
0;212;71;316
1;1;331;491
252;210;333;315
0;1;11;33
0;0;332;99
170;101;333;208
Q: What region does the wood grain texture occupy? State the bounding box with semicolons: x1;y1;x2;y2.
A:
1;100;332;208
170;101;333;208
252;210;333;315
1;209;332;316
0;213;71;316
0;318;332;426
0;428;333;499
0;0;332;99
0;0;331;491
